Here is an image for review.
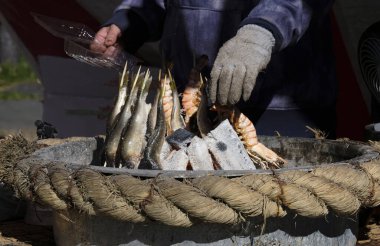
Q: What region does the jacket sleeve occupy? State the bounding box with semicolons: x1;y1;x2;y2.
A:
240;0;334;51
103;0;166;41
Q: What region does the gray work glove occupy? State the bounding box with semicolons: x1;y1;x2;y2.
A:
209;24;275;105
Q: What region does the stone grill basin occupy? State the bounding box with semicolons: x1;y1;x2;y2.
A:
29;136;379;245
32;136;378;175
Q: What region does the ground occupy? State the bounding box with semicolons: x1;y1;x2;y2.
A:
358;208;380;246
0;220;54;246
358;224;380;246
0;216;378;245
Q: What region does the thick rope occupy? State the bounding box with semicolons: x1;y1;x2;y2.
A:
192;176;286;218
277;170;360;215
49;165;95;215
111;175;193;227
2;136;380;227
75;168;146;223
155;178;240;224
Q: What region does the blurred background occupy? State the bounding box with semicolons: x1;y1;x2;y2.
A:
0;21;41;140
0;0;379;141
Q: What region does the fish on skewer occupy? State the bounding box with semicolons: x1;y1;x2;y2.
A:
106;62;129;135
146;70;161;138
139;79;167;170
104;58;284;170
104;67;141;167
119;71;153;168
168;70;185;133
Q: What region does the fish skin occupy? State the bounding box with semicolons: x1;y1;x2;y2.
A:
104;67;141;167
160;140;172;162
119;71;152;168
146;81;159;138
139;81;166;170
168;71;185;133
106;63;129;135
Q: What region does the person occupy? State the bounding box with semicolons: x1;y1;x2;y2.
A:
91;0;337;138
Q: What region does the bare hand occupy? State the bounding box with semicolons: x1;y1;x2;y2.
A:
90;24;121;57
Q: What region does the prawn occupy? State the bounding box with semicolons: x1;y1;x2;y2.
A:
182;55;209;125
214;106;286;169
162;75;173;135
162;70;185;135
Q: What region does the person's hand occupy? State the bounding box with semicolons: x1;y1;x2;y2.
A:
90;24;122;57
209;24;275;105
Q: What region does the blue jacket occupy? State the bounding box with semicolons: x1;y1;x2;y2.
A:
105;0;336;111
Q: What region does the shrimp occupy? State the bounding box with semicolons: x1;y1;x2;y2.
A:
232;108;285;169
182;55;209;125
162;75;173;134
214;106;286;169
162;70;185;135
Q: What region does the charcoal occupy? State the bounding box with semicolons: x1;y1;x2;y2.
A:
166;128;194;150
204;120;256;170
161;149;189;170
187;136;214;170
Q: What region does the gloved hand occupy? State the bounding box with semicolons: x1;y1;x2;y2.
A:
209;24;275;105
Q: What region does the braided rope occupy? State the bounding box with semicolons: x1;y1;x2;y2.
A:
2;136;380;227
3;158;380;227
